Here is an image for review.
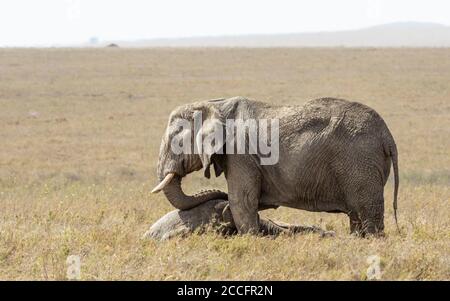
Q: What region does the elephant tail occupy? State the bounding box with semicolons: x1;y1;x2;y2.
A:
392;144;400;233
382;127;400;233
388;138;400;233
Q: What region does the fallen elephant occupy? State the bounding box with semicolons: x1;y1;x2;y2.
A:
143;199;335;241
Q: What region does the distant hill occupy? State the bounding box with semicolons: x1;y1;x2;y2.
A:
109;22;450;47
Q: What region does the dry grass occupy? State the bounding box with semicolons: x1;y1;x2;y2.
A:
0;48;449;280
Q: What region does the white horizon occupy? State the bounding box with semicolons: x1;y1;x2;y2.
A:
0;0;449;47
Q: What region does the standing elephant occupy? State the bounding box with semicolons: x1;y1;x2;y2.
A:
152;96;399;236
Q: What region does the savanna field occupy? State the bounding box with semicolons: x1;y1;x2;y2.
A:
0;48;449;280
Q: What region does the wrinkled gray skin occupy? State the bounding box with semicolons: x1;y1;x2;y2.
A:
143;199;334;240
155;97;399;237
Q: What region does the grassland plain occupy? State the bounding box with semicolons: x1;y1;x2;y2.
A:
0;48;449;280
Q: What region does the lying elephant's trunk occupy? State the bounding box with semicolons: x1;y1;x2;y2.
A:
154;174;227;210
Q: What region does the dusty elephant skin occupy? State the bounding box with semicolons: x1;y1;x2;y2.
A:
152;97;399;237
143;199;334;240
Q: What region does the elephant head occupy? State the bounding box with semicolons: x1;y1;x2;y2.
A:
151;98;240;210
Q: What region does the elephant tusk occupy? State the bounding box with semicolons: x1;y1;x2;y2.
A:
151;173;175;193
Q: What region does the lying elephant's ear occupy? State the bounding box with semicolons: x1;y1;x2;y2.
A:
195;118;225;179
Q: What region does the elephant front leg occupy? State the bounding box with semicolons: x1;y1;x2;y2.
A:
228;186;260;234
226;157;261;234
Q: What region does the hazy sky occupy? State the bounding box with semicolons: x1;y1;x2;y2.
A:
0;0;449;46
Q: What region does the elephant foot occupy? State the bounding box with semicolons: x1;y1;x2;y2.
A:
349;211;385;238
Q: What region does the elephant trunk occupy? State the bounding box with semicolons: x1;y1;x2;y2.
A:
162;176;227;210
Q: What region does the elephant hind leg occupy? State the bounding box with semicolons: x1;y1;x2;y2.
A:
259;218;335;237
258;218;290;236
349;211;363;236
284;223;335;237
347;193;385;237
359;200;385;236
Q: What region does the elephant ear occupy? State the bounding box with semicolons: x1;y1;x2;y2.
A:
194;97;240;179
195;117;225;179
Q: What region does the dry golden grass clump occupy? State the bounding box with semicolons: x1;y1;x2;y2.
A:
0;48;449;280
